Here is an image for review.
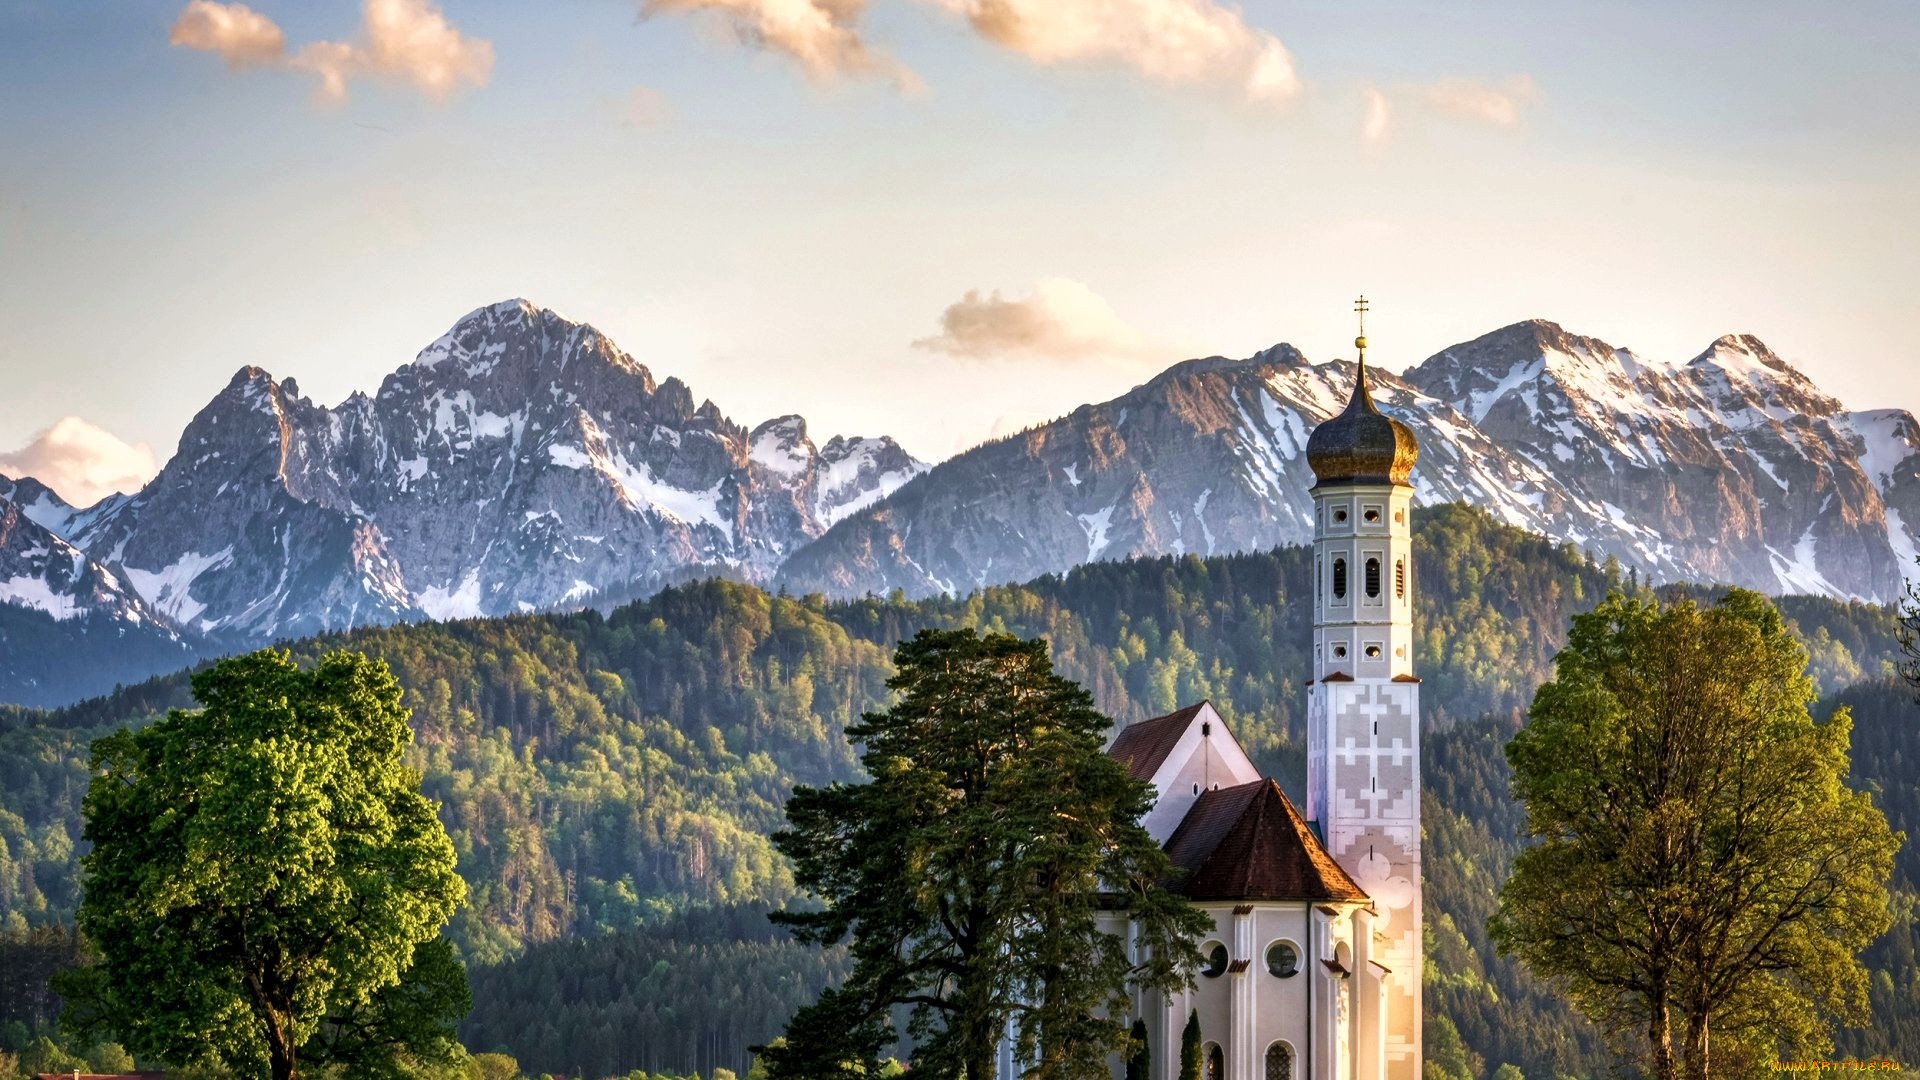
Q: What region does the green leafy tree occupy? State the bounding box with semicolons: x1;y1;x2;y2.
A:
68;649;467;1080
768;629;1207;1080
304;936;472;1078
1492;591;1900;1080
1178;1010;1200;1080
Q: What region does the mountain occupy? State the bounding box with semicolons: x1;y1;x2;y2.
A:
0;483;194;706
47;299;926;649
1403;321;1920;601
7;306;1918;707
778;321;1920;603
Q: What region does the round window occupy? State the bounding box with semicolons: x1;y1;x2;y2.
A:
1201;942;1229;978
1266;941;1299;978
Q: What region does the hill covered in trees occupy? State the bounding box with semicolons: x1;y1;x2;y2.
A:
2;504;1911;1077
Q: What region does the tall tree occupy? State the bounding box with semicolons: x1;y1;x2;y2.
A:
767;629;1207;1080
1491;590;1899;1080
68;649;466;1080
1178;1010;1200;1080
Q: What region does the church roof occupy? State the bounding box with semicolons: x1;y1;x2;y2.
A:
1162;779;1369;902
1109;701;1209;781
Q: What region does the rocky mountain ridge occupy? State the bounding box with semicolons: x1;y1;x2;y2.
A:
777;320;1920;603
4;299;927;651
4;306;1917;707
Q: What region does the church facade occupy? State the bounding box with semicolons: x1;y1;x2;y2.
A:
1087;323;1424;1080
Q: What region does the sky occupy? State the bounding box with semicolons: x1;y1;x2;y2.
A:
2;0;1918;505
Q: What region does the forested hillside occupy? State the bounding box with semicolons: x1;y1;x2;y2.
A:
2;504;1910;1077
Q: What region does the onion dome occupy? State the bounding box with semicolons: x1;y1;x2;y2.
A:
1305;344;1419;487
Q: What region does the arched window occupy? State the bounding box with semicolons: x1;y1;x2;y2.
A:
1200;942;1228;978
1207;1044;1225;1080
1365;557;1381;598
1396;558;1406;599
1332;558;1347;600
1266;1042;1294;1080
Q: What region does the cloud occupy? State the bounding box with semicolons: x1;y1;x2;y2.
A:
1361;84;1390;143
639;0;913;85
1422;75;1537;126
169;0;493;104
931;0;1298;106
0;418;159;508
1361;75;1538;142
169;0;285;70
613;85;673;127
914;278;1155;364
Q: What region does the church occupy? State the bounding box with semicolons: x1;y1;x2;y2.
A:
1070;312;1425;1080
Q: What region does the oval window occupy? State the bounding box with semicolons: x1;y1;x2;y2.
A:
1266;941;1299;978
1201;941;1229;978
1365;557;1381;598
1332;558;1348;600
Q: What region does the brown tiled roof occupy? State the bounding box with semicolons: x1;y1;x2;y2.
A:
1162;779;1369;902
1108;701;1207;781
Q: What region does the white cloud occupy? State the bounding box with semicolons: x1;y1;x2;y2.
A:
640;0;914;85
931;0;1298;106
0;418;159;508
914;278;1155;364
169;0;285;70
1361;75;1538;143
1423;75;1537;127
1361;84;1390;143
169;0;493;104
613;85;673;127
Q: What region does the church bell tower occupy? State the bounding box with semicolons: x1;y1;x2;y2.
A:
1304;297;1422;1080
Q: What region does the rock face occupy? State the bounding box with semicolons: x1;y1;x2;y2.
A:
0;483;194;706
52;299;928;647
778;322;1920;603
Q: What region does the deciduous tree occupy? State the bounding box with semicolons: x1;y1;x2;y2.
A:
1492;591;1899;1080
69;649;466;1080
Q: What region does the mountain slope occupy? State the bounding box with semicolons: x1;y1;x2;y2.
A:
50;300;926;647
4;504;1910;1074
0;488;194;706
779;322;1920;602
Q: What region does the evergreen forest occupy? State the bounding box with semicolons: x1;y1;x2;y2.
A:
1;504;1913;1078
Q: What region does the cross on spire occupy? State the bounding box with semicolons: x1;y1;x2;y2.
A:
1354;295;1370;365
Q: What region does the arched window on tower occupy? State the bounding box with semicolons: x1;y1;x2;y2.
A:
1266;1042;1295;1080
1207;1044;1225;1080
1332;558;1347;601
1396;557;1406;599
1365;557;1381;599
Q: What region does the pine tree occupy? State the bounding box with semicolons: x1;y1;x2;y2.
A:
768;629;1207;1080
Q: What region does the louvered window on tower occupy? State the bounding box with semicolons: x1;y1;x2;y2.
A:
1396;558;1406;599
1365;557;1381;598
1332;558;1347;600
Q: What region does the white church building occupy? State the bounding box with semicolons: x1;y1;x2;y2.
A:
1083;319;1425;1080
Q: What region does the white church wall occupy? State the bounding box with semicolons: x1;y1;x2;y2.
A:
1140;705;1263;843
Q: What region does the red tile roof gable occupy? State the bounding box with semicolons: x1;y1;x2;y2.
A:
1107;701;1209;781
1162;779;1369;902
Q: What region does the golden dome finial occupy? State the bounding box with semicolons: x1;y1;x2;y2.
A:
1353;294;1369;362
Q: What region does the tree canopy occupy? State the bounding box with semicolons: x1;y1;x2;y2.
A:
767;629;1208;1080
69;649;467;1079
1491;590;1900;1080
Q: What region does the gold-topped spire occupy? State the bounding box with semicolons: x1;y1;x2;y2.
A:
1354;294;1370;367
